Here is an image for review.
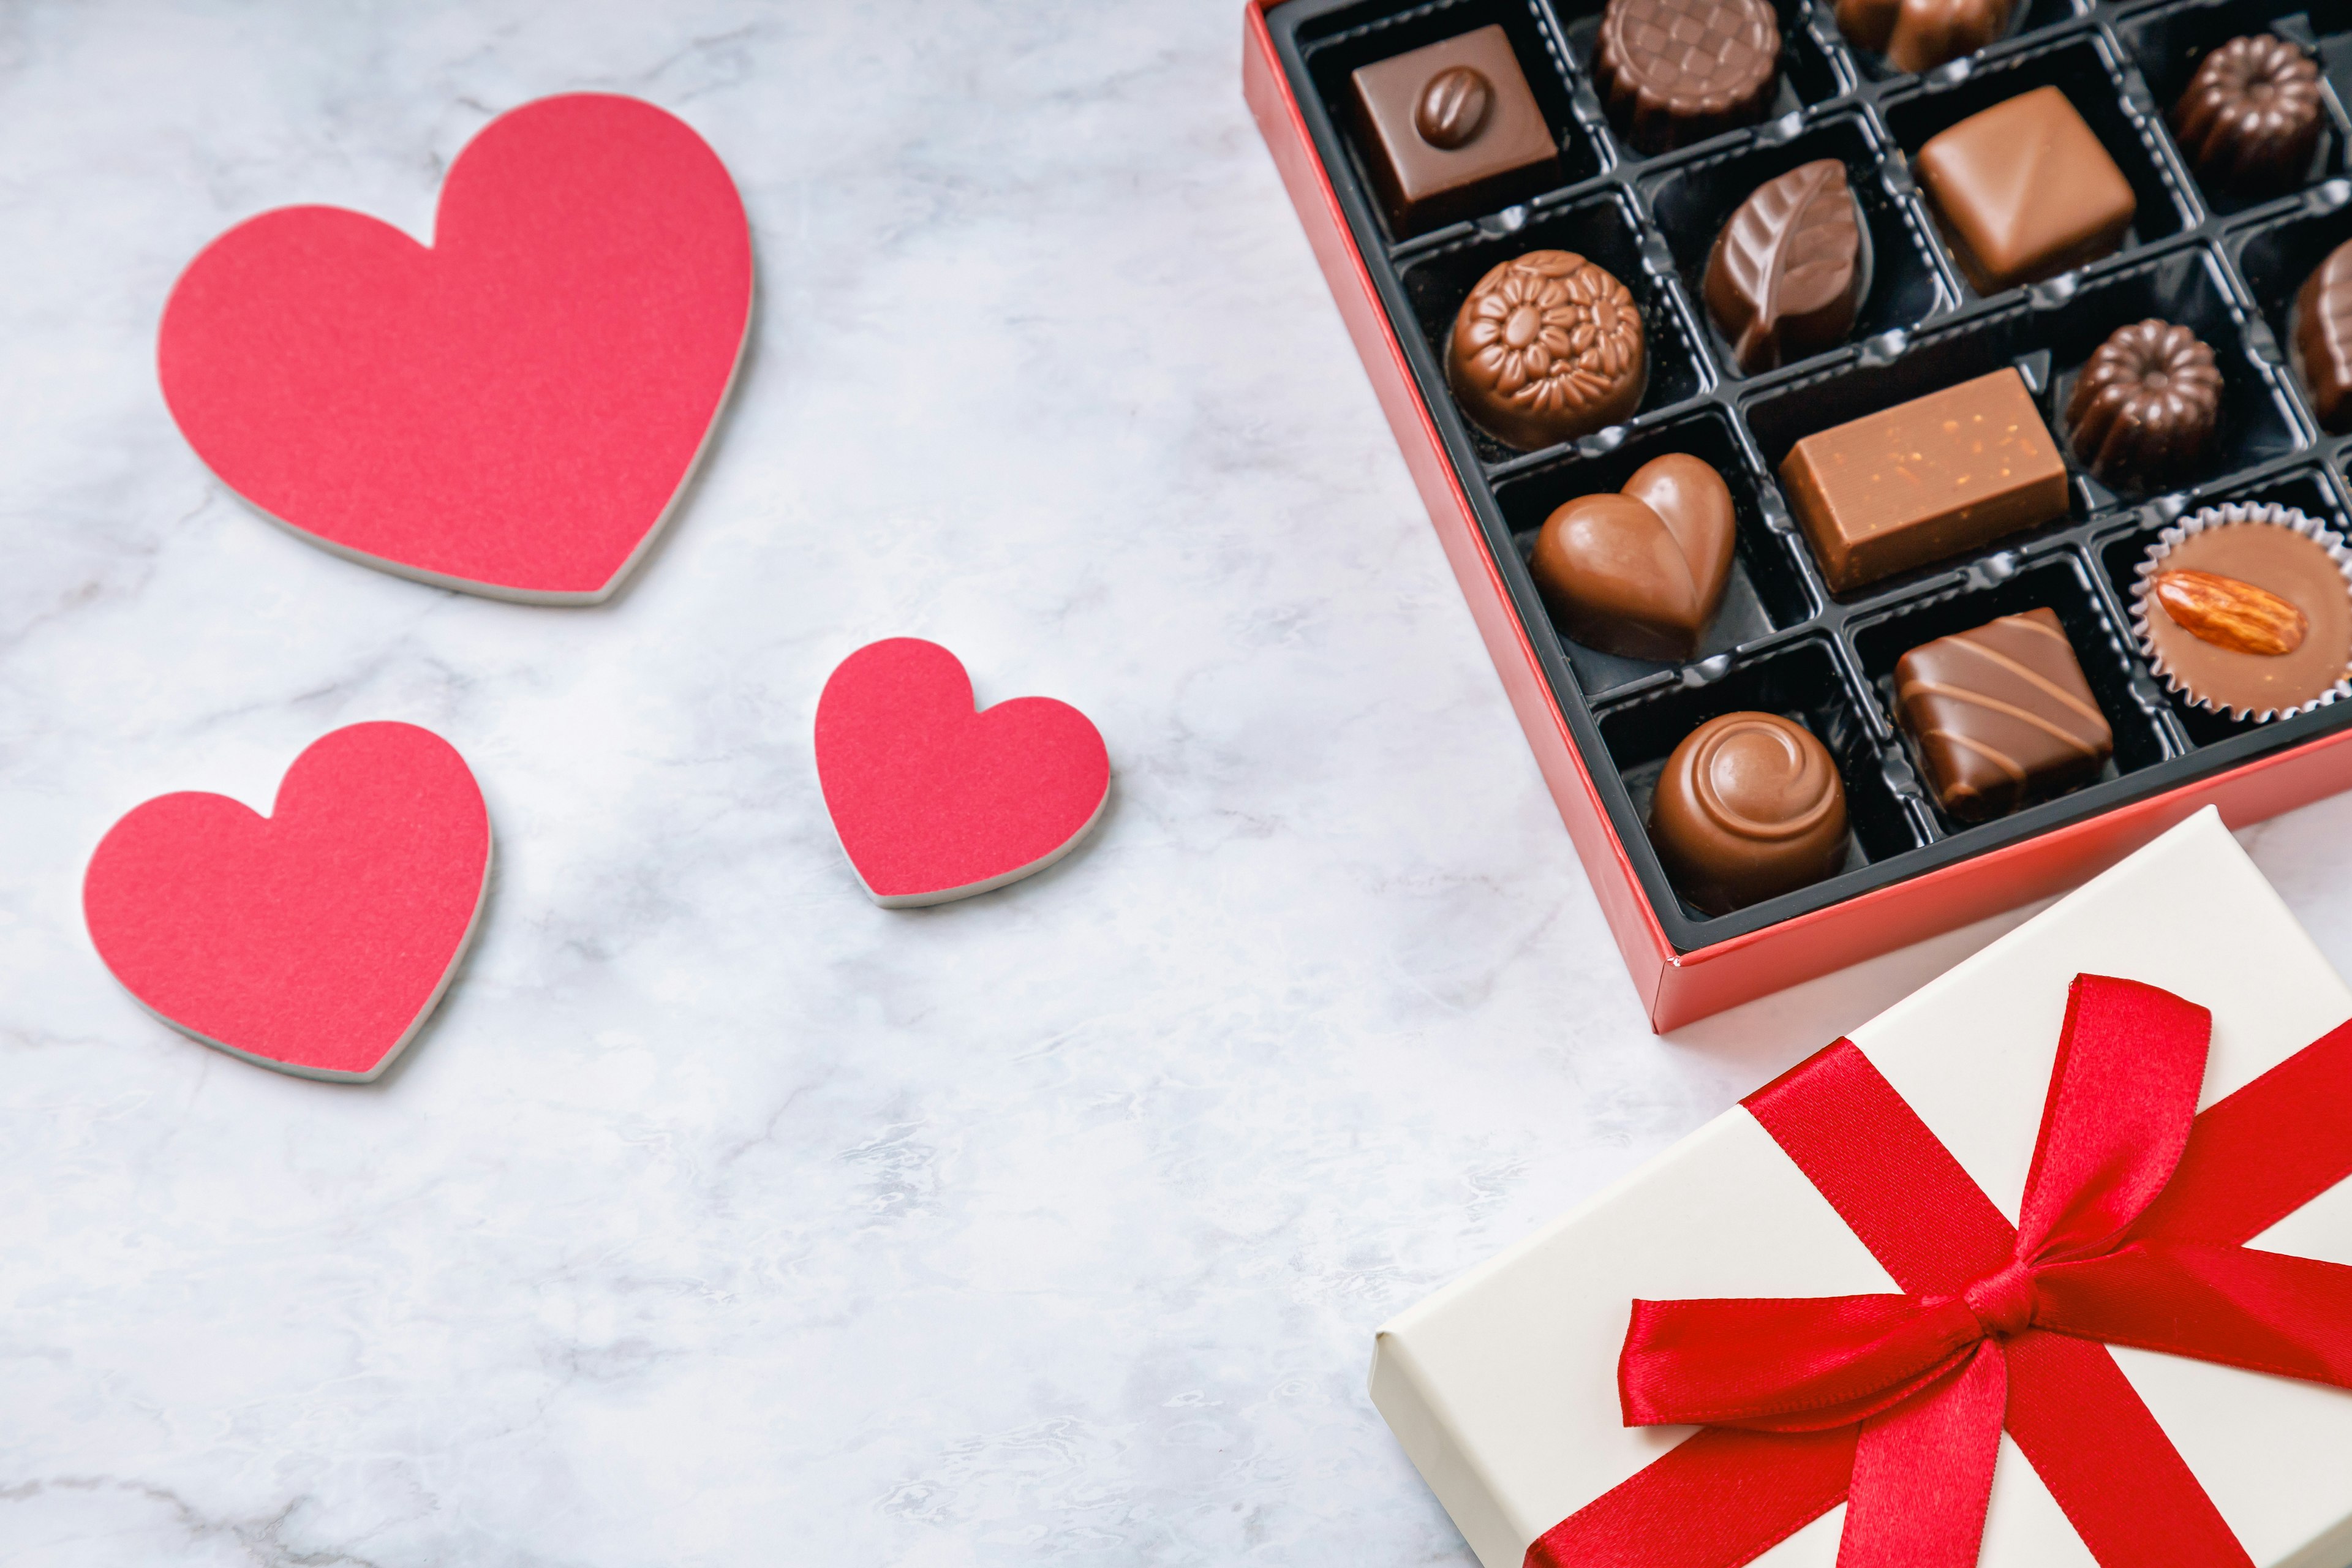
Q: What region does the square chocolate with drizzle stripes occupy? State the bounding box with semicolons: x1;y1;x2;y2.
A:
1893;607;2116;822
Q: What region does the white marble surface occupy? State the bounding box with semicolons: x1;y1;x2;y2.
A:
6;2;2352;1563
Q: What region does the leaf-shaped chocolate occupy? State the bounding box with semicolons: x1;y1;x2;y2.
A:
2296;238;2352;434
1702;159;1868;375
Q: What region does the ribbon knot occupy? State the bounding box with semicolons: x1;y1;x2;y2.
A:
1960;1259;2037;1339
1544;975;2352;1568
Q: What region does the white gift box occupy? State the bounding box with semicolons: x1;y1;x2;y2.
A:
1373;807;2352;1568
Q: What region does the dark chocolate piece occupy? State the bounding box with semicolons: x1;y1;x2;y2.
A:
2139;509;2352;719
1446;251;1646;450
1916;86;2135;294
2062;320;2221;492
2170;35;2323;198
1649;711;1848;914
1893;608;2113;821
1593;0;1779;156
1349;27;1562;237
2295;238;2352;434
1779;368;2068;592
1531;453;1736;660
1834;0;2010;75
1703;159;1869;375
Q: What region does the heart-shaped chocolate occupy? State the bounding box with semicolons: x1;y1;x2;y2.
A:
1529;453;1736;660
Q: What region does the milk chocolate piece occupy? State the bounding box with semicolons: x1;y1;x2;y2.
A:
1704;159;1869;374
2171;35;2323;198
2062;320;2221;492
2139;509;2352;719
1835;0;2009;75
2295;238;2352;434
1650;711;1848;913
1779;368;2069;591
1894;608;2113;821
1349;27;1562;236
1593;0;1780;156
1531;453;1736;660
1916;86;2136;293
1447;251;1646;450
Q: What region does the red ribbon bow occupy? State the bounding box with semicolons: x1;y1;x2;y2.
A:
1530;974;2352;1568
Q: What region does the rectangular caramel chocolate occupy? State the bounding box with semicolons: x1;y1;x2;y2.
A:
1779;368;2068;592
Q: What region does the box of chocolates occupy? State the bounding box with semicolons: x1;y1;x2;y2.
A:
1242;0;2352;1027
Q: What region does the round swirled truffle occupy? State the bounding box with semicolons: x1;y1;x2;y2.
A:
1445;251;1647;451
1649;711;1848;914
2170;34;2323;198
2063;320;2222;492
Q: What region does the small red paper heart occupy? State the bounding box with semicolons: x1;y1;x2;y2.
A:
157;93;752;603
815;639;1110;907
83;723;492;1082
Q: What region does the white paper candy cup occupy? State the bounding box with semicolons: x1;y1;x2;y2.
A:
2130;500;2352;723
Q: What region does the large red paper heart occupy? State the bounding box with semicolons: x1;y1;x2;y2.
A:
815;639;1110;907
157;93;752;603
83;723;492;1082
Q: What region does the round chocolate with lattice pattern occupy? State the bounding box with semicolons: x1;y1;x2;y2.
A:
1594;0;1781;156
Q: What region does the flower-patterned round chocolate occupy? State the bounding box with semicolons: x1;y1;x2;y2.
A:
2063;320;2222;493
1649;710;1848;914
2170;34;2323;198
1446;251;1647;451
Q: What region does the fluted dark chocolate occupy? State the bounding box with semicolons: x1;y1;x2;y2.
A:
2063;320;2221;492
2170;35;2323;198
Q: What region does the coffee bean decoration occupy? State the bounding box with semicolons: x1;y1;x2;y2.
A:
1415;66;1494;150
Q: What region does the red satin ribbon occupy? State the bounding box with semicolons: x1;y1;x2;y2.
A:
1527;974;2352;1568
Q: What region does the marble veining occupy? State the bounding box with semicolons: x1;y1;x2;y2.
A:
6;2;2352;1563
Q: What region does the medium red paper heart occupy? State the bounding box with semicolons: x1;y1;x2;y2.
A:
157;93;752;603
83;723;492;1082
815;639;1110;907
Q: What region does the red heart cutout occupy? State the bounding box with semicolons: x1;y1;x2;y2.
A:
157;94;752;603
83;723;492;1082
815;640;1110;907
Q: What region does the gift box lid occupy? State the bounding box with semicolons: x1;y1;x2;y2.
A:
1373;807;2352;1568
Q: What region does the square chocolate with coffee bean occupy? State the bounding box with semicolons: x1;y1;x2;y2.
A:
1347;26;1561;238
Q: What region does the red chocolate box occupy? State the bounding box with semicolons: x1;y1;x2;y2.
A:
1242;0;2352;1028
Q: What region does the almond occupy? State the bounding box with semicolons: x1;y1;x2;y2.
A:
2152;568;2308;657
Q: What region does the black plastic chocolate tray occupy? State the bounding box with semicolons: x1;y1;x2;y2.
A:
1268;0;2352;949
